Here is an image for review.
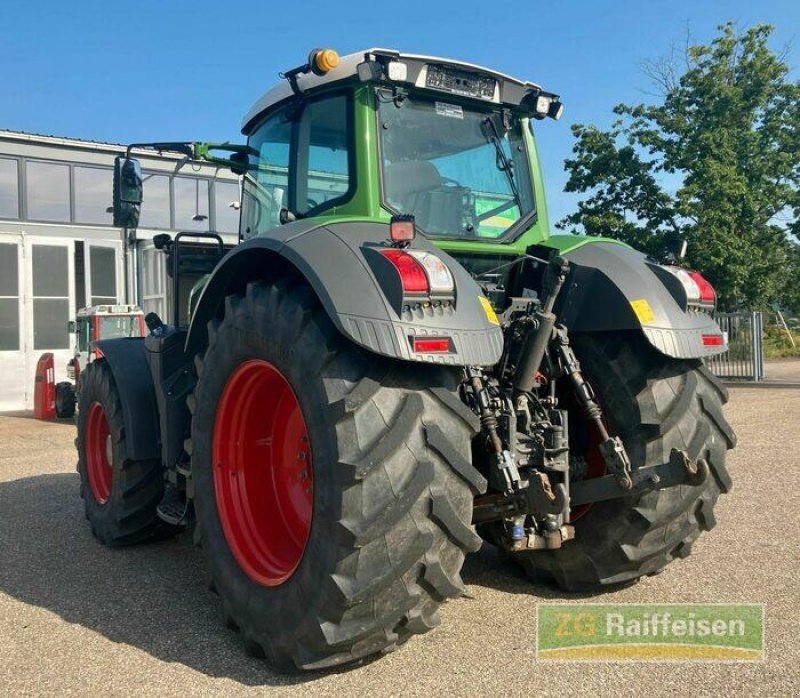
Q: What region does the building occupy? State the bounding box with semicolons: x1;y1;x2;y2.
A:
0;130;240;411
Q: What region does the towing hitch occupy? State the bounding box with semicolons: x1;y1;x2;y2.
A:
570;448;709;507
473;448;706;527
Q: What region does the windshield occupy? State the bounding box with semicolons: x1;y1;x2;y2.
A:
96;316;143;340
378;91;535;239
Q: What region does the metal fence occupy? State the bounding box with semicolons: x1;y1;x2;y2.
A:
705;311;764;381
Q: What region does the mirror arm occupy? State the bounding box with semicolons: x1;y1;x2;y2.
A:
125;141;196;159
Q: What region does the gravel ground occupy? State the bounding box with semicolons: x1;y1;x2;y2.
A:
763;358;800;383
1;387;798;697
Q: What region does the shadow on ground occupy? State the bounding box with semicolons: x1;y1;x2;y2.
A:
0;473;313;686
0;473;601;683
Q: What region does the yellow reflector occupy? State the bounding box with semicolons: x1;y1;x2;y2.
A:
314;49;339;73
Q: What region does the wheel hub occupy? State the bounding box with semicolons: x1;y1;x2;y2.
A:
85;401;113;504
212;360;313;587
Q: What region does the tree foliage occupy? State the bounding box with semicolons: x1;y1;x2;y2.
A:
559;23;799;310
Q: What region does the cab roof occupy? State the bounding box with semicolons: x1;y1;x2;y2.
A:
242;48;545;134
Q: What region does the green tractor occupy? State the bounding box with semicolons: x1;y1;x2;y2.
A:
77;48;735;671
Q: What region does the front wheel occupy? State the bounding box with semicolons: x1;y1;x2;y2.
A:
188;278;483;671
511;332;736;591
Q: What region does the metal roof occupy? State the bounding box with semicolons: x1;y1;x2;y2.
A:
241;48;542;133
0;128;194;161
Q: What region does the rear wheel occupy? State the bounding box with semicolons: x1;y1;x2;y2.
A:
189;278;483;671
76;361;172;546
510;332;736;590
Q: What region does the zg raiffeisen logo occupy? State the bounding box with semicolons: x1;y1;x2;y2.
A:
536;604;764;661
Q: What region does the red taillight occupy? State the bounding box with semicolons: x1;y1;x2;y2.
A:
380;249;429;294
412;338;452;353
702;334;724;346
688;271;716;304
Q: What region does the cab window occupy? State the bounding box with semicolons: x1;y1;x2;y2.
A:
77;319;92;352
241;93;353;239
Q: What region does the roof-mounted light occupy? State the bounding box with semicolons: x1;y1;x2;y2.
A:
387;61;408;82
526;90;564;121
309;48;339;75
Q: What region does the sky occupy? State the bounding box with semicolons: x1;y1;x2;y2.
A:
0;0;797;225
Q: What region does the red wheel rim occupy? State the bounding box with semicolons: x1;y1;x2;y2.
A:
212;360;313;587
85;402;113;504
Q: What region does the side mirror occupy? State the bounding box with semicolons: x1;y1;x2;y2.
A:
113;155;143;228
68;321;76;333
153;233;173;251
229;151;250;176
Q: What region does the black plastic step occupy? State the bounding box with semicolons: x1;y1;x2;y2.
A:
156;488;190;527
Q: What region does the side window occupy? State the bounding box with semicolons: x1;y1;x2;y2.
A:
241;106;292;239
77;319;91;352
297;95;351;215
241;93;353;239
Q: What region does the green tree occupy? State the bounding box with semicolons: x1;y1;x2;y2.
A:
560;23;799;310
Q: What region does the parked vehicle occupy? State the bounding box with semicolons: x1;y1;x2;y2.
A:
75;48;736;671
55;305;145;418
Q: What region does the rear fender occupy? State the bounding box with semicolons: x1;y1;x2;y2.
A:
185;220;504;366
92;338;160;461
533;239;725;359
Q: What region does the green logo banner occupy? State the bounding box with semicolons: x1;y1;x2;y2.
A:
537;604;764;661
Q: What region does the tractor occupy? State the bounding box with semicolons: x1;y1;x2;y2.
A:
55;304;145;418
76;48;736;671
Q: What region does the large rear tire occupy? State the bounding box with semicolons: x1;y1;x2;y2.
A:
511;332;736;591
189;278;483;671
76;361;172;546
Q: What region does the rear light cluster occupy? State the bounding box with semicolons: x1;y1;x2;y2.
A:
663;266;717;308
380;215;457;355
380;249;455;296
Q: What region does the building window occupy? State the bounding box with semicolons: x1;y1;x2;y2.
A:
75;166;113;225
89;246;117;305
27;161;71;222
31;244;70;350
214;181;240;233
139;173;171;229
0;242;20;350
0;158;19;219
174;177;210;230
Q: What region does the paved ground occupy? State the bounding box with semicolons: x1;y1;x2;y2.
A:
763;358;800;383
1;387;798;697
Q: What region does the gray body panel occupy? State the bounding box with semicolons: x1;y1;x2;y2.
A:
186;221;503;366
553;242;725;359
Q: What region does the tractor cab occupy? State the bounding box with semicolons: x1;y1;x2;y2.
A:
237;48;561;252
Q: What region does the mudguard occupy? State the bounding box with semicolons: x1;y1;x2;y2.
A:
536;239;726;360
92;338;160;461
186;220;504;366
